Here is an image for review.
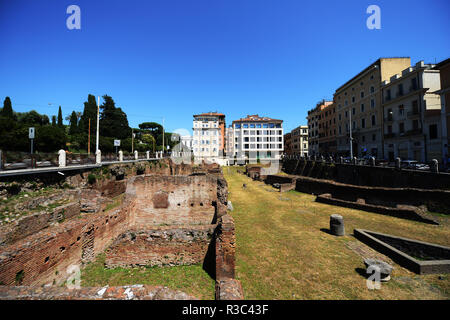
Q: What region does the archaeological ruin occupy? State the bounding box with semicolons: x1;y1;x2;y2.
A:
0;159;243;300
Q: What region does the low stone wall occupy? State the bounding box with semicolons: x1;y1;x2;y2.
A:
0;284;196;300
105;225;216;268
269;174;450;215
316;194;438;224
282;159;450;190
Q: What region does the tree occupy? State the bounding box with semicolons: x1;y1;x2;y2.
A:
57;106;63;128
138;122;163;138
80;94;97;134
51;115;56;126
69;111;79;135
99;95;131;139
35;125;66;152
1;97;14;119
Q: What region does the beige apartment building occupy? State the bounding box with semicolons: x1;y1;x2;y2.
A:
381;61;442;162
334;57;411;159
288;125;308;156
307;100;332;156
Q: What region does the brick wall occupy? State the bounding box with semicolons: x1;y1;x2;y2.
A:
104;225;216;268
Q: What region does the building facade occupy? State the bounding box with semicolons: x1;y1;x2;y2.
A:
433;58;450;167
318;103;336;155
291;125;308;156
192;112;225;161
231;114;283;161
284;132;293;155
334;57;411;159
180;135;193;152
381;61;442;162
307;100;332;156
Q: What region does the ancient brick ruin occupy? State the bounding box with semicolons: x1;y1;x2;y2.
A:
0;160;243;300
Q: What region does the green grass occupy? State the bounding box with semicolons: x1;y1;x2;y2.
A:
223;166;450;300
81;254;216;300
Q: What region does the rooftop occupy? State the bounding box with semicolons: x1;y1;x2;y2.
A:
232;114;283;123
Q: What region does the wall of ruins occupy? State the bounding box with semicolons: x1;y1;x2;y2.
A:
282;158;450;190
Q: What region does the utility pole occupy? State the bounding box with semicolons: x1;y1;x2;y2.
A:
349;108;353;159
132;129;134;153
88;118;91;155
96;96;100;152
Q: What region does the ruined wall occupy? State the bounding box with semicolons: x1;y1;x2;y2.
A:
104;225;216;268
128;175;219;227
282;159;450;190
0;200;133;287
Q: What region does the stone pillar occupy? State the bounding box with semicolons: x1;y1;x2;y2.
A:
339;156;343;164
95;150;101;164
352;157;357;165
134;150;138;160
431;159;439;173
395;157;401;169
146;151;150;160
118;150;123;162
330;214;345;236
370;156;375;167
58;149;66;167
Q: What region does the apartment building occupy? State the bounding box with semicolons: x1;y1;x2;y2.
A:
334;57;411;158
192;112;225;160
284;132;293;155
291;125;308;156
381;61;442;162
318;103;336;155
225;125;234;157
180;135;193;152
307;100;332;156
231;114;283;161
433;58;450;165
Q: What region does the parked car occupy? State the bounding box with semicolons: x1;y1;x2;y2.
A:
400;160;430;171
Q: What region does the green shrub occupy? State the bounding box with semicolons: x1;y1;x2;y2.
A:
87;174;96;185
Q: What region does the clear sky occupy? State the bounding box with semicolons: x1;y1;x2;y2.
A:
0;0;449;134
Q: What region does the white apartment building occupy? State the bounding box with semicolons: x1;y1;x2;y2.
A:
192;112;225;161
230;114;284;161
381;61;442;162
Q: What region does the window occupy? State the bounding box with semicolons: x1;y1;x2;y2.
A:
338;114;342;121
370;86;375;93
372;134;376;141
243;124;248;128
371;99;375;108
352;96;355;103
371;115;376;126
398;84;404;96
361;118;366;129
388;125;392;134
360;91;364;99
429;124;438;139
361;104;365;112
352;107;356;115
399;122;404;134
399;105;404;116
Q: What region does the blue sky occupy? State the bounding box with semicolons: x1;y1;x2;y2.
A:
0;0;449;134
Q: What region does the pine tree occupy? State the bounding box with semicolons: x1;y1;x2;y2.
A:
57;106;63;128
1;97;14;119
51;115;56;126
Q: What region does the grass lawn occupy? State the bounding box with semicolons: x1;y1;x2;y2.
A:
223;166;450;300
81;254;216;300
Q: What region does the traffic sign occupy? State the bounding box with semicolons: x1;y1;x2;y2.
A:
114;140;121;146
29;127;35;139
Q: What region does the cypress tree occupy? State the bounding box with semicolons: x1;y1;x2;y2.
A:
57;106;63;128
1;97;14;119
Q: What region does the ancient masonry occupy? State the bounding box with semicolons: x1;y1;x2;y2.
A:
0;159;243;300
